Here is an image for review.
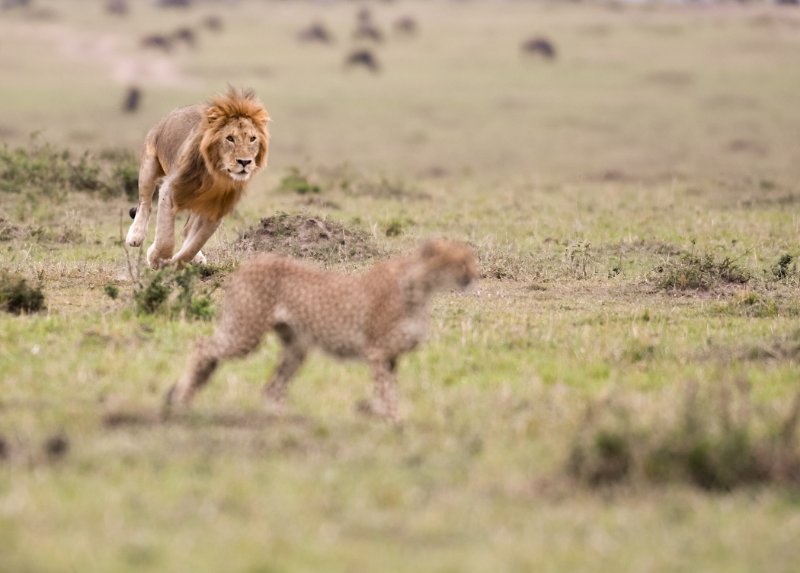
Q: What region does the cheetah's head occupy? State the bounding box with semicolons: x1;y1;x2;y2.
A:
418;239;480;290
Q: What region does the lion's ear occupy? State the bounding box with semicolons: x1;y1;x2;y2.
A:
205;105;224;126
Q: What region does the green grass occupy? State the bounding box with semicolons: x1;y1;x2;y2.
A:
2;1;800;571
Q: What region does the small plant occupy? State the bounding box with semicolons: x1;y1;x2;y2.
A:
133;266;216;320
772;254;794;280
565;241;594;279
384;217;413;238
652;251;750;291
111;159;140;201
278;167;321;195
103;284;120;300
0;270;45;314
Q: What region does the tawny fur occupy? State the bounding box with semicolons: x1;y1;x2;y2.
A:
125;87;270;269
165;239;480;420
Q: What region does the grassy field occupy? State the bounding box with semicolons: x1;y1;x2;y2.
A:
2;0;800;571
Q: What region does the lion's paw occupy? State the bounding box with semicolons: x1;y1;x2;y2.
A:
126;227;146;248
191;250;207;265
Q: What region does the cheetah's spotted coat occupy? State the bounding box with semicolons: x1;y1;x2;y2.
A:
166;239;479;419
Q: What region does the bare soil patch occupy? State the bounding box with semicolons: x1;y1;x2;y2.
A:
235;213;384;264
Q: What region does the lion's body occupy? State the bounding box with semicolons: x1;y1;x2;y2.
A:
166;240;480;420
126;88;269;268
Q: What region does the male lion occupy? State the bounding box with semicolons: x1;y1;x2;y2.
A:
126;87;270;269
165;239;480;420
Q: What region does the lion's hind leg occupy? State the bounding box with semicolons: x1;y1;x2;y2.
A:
126;150;163;248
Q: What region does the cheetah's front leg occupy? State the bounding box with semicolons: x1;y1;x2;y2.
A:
362;357;400;421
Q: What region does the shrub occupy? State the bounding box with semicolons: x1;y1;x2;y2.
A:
133;266;216;320
651;251;749;291
0;140;138;199
567;382;800;490
772;254;794;281
278;167;321;195
0;271;45;314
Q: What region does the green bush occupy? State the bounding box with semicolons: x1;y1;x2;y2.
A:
568;383;800;491
0;271;45;314
278;167;321;195
0;140;139;199
133;266;216;320
651;251;750;291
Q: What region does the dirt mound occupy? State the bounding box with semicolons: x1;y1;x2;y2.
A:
235;213;383;264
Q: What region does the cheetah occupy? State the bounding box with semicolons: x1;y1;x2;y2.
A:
164;239;479;420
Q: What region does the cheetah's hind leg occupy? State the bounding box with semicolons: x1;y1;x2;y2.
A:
164;319;267;414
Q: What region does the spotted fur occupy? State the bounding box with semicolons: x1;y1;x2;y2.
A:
165;239;479;420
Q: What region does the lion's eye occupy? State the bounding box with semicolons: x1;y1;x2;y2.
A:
249;136;257;143
226;135;234;143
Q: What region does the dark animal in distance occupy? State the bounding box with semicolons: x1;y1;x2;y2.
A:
394;16;418;36
521;37;557;60
156;0;191;7
354;23;383;43
1;0;31;9
203;15;223;32
122;86;141;113
357;7;371;25
141;34;173;53
172;27;196;49
345;49;380;73
105;0;128;15
298;22;334;44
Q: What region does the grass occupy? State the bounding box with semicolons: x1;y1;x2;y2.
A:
2;1;800;572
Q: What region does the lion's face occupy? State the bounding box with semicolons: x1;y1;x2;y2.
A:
215;117;268;182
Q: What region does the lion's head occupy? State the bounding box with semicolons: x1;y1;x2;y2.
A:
200;88;270;184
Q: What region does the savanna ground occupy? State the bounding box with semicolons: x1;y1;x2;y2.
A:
2;0;800;571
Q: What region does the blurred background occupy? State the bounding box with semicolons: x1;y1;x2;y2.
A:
1;0;799;187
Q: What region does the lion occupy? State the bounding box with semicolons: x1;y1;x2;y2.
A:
126;87;270;269
164;239;480;421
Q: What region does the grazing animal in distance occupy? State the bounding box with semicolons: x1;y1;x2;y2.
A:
172;27;196;49
204;15;223;32
122;86;141;113
353;23;383;42
521;36;557;60
394;16;418;36
141;33;173;53
106;0;128;15
345;49;380;73
165;239;480;421
298;22;334;44
126;87;270;269
156;0;191;7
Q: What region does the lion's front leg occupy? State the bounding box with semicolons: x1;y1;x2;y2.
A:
170;214;221;267
147;179;176;269
126;150;163;248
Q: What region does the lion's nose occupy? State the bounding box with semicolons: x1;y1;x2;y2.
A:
237;159;252;168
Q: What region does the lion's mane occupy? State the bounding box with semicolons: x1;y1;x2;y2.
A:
170;88;270;221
